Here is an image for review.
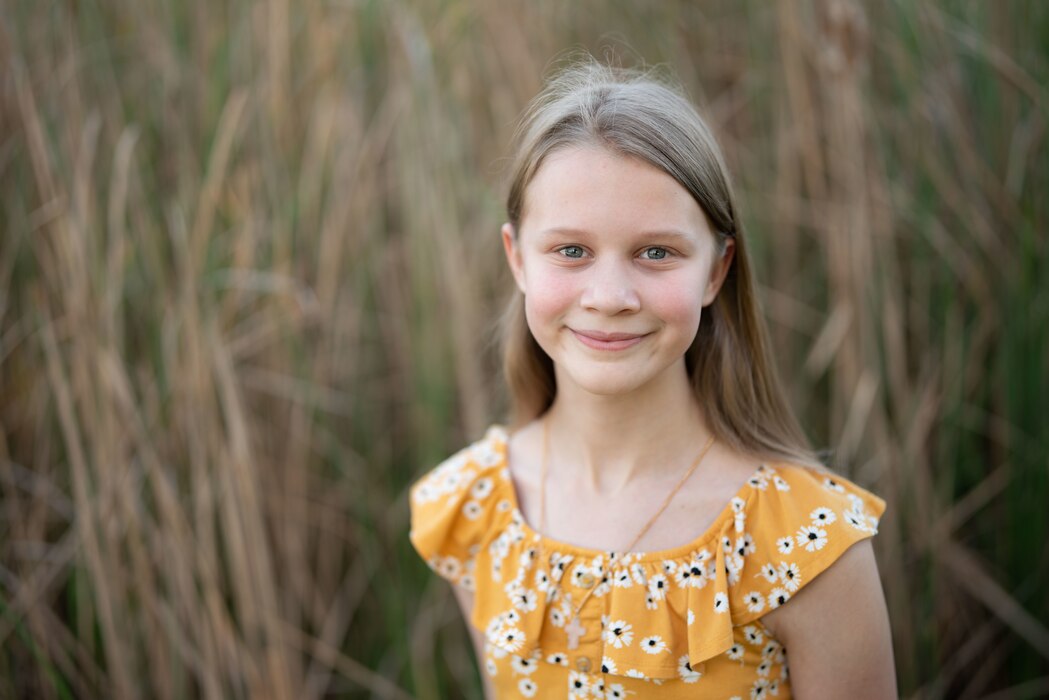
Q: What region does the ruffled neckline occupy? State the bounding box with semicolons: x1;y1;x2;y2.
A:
487;424;769;564
410;423;886;678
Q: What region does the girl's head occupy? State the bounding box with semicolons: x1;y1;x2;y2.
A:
499;58;822;469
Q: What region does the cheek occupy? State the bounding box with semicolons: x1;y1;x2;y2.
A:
644;279;705;331
522;268;578;327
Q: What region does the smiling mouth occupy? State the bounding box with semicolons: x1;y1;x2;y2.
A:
571;330;649;351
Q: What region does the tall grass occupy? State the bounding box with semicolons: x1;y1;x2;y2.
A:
1;0;1046;697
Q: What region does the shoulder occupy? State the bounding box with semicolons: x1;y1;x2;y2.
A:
410;425;507;495
408;425;514;586
759;529;897;696
736;462;896;696
727;461;887;623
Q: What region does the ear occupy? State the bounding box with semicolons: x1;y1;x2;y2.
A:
502;222;527;294
702;237;735;307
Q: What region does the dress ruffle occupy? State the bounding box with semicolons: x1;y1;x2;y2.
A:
409;425;886;681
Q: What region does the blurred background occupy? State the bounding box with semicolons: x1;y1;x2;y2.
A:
1;0;1047;697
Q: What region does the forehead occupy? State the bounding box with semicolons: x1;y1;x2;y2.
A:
520;146;711;240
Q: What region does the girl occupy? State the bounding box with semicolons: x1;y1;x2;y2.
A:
410;59;896;699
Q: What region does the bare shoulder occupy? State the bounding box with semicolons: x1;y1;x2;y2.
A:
761;539;898;698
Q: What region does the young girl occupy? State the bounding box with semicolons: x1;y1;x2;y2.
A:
410;59;896;699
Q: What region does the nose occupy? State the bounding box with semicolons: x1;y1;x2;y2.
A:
579;259;640;314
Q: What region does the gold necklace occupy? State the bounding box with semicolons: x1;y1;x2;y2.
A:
537;416;717;650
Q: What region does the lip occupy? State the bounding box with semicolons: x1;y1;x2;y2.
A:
571;329;649;351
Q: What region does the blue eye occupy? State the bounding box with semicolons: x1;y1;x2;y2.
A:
559;245;585;259
642;247;669;260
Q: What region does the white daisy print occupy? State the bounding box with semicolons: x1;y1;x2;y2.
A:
773;475;790;491
496;499;512;512
511;654;538;675
722;535;733;553
534;569;550;592
485;658;497;676
437;556;462;580
688;609;695;626
796;525;828;552
761;640;783;660
570;565;593;589
714;592;729;614
413;482;437;503
511;587;537;613
732;496;747;533
645;593;657;610
470;477;494;499
519;547;538;568
845;510;867;530
549;607;565;627
613;569;634;588
678;655;702;683
547;652;568;666
823;477;846;493
757;659;772;677
778;562;802;592
603;620;634;648
675;561;708;589
743;625;763;646
810;507;837;525
504;610;521;625
459;573;475;591
600;656;618;674
759;563;778;583
769;587;791;608
568;671;589;695
648;574;669;601
725;554;744;585
485;616;503;639
751;678;771;699
549;553;573;581
641;635;669;655
497;627;525;653
471;441;501;467
625;669;648;679
462;500;483;520
592;572;613;598
735;534;756;557
662;560;679;576
630;562;647;586
518;678;537;698
606;683;628;699
776;536;794;555
726;643;744;661
748;474;769;490
745;591;766;613
768;679;781;696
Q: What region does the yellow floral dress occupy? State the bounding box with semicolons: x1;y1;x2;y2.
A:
410;426;886;699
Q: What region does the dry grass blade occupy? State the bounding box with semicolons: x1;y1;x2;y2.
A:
941;541;1049;662
283;624;416;700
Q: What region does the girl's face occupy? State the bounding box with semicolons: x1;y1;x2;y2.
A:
503;146;734;399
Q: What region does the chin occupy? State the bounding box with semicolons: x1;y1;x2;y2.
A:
559;367;654;398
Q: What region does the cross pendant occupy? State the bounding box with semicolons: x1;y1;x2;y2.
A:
565;615;586;650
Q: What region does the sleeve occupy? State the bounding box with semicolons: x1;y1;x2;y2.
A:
729;463;887;624
408;439;506;591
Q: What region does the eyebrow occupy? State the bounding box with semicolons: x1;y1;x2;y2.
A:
537;227;698;243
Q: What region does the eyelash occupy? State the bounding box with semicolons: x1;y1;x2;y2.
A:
555;246;674;261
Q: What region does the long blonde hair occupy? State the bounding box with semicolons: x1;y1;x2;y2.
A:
500;58;825;470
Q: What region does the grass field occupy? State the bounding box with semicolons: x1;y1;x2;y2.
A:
1;0;1047;697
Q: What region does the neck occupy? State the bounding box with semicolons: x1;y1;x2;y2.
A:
544;363;714;493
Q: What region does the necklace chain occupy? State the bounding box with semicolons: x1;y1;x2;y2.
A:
536;416;717;642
